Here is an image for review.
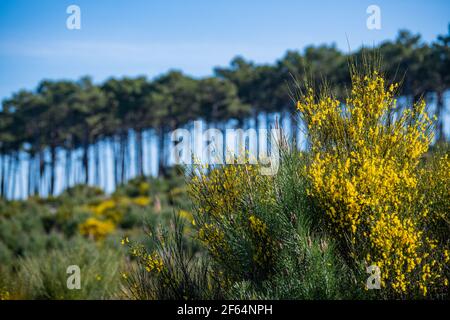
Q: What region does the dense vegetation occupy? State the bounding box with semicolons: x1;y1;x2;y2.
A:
0;29;449;300
0;168;190;299
1;64;448;299
122;62;449;300
1;29;449;198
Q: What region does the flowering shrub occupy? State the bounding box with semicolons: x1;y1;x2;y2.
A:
189;163;269;218
183;157;353;299
188;163;281;281
122;63;448;300
88;195;151;224
126;242;165;274
296;66;449;297
78;217;115;241
122;215;221;300
78;189;152;241
0;288;10;300
419;151;450;243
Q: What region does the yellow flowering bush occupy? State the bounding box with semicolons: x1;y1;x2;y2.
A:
296;67;449;297
197;223;229;259
90;198;116;216
121;215;225;300
185;151;356;298
189;163;267;218
188;161;271;264
145;252;164;273
188;162;280;281
419;152;450;239
0;288;10;300
88;198;124;224
189;164;253;265
248;215;275;267
138;181;151;195
178;209;194;223
132;196;151;207
88;194;151;225
78;217;115;241
124;238;165;274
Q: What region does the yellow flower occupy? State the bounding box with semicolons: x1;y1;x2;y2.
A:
145;252;164;273
133;196;151;207
298;70;446;296
79;217;115;241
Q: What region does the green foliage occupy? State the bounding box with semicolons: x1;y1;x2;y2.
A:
12;238;122;299
1;28;449;199
0;200;49;257
123;214;222;300
1;30;450;300
124;148;365;300
123;150;355;300
0;173;192;299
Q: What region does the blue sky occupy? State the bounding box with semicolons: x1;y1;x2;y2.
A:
0;0;449;101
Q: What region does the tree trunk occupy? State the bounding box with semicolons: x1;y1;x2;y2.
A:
39;150;45;195
120;132;126;183
65;149;72;189
6;155;12;198
10;154;17;199
436;90;445;142
113;137;119;188
34;154;39;195
4;155;9;198
50;145;56;195
103;139;109;191
253;109;259;156
158;127;166;177
82;141;89;184
136;129;144;177
291;111;299;149
27;154;33;197
94;142;100;186
0;154;4;198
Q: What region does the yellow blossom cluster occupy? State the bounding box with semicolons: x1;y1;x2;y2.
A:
198;223;228;259
248;215;274;267
297;70;448;297
125;239;165;274
189;162;275;268
78;217;115;241
418;153;450;228
79;191;151;242
189;163;264;217
0;288;10;300
88;195;151;224
145;252;164;273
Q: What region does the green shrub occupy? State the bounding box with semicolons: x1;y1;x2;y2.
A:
14;237;122;299
125;150;357;299
122;214;221;300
